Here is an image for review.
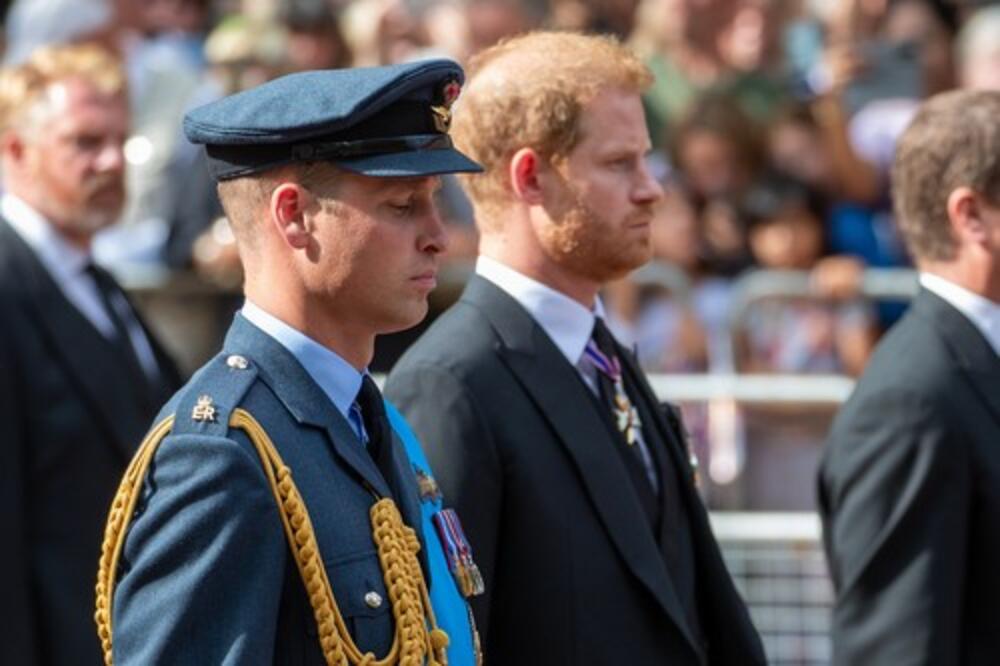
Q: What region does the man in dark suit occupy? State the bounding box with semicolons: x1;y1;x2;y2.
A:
819;89;1000;665
102;60;483;664
0;43;181;665
385;32;764;665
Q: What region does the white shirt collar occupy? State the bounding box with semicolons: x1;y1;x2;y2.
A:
920;272;1000;356
240;299;365;420
475;254;606;366
2;193;90;279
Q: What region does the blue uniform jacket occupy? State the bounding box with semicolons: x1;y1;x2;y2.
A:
112;315;468;664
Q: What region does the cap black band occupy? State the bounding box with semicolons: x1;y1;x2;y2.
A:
290;134;454;161
205;133;460;180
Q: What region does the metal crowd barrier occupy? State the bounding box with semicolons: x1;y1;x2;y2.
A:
653;373;846;666
710;512;832;665
630;262;919;373
727;267;919;333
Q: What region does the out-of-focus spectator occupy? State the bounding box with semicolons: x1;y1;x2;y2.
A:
671;92;762;202
464;0;540;56
162;13;291;281
3;0;111;65
772;98;881;205
280;0;351;70
768;102;906;270
956;5;1000;91
341;0;425;66
550;0;640;38
95;0;216;266
823;0;958;174
737;176;877;376
420;0;472;61
669;93;759;275
0;42;181;665
635;0;787;149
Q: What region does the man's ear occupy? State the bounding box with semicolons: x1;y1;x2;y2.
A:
509;147;546;205
270;183;312;249
1;130;27;165
947;186;989;244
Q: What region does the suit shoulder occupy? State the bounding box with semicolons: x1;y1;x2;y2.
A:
848;307;955;402
393;300;501;377
163;352;261;438
824;312;962;475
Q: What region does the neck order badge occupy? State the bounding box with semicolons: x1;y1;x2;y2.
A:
585;320;643;446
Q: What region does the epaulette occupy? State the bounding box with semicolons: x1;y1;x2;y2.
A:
169;352;260;438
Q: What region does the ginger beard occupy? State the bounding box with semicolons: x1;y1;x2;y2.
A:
537;171;655;285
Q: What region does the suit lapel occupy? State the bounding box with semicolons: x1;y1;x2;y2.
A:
917;289;1000;424
0;219;147;461
224;316;392;499
462;277;700;654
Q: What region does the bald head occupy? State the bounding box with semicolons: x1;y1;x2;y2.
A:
451;31;652;230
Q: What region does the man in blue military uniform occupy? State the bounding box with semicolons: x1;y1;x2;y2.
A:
96;61;483;665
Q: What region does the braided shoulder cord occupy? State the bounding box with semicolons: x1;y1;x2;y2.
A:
94;409;449;666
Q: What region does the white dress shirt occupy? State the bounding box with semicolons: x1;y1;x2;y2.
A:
475;254;608;391
920;272;1000;357
476;255;659;488
2;193;160;378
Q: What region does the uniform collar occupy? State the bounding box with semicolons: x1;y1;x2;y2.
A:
240;299;365;420
475;254;606;366
1;193;90;280
920;272;1000;356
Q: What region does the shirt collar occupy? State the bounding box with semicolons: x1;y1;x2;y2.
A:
920;272;1000;356
1;193;90;278
240;299;365;419
475;254;606;366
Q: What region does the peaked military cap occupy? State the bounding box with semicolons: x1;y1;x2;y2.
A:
184;59;482;181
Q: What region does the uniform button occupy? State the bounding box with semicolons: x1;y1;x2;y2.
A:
364;591;383;609
226;354;249;369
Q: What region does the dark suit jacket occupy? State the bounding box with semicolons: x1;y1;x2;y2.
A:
819;288;1000;665
112;315;429;664
0;218;181;665
385;276;764;665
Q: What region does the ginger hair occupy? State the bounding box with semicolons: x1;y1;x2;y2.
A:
452;31;652;231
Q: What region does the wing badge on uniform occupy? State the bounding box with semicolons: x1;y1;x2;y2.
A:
413;466;443;503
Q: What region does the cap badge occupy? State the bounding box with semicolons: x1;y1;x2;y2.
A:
431;78;461;134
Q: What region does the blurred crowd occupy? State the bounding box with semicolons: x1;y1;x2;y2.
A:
2;0;999;379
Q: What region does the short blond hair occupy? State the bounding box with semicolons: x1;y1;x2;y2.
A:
0;42;126;133
217;161;343;252
452;31;652;227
